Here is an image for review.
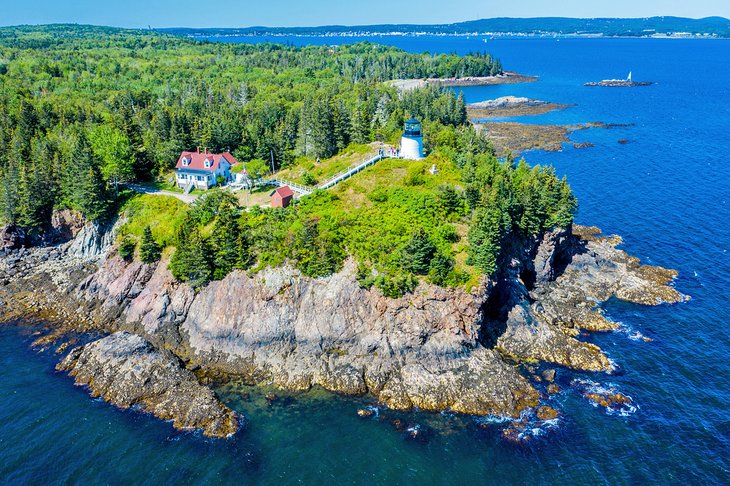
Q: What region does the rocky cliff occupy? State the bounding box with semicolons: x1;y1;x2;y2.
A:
0;219;686;436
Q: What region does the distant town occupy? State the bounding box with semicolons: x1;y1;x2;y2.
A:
162;16;730;39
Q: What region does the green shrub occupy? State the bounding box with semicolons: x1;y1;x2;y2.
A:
139;225;161;264
301;171;317;186
118;236;137;261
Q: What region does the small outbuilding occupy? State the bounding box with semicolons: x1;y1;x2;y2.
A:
270;186;294;208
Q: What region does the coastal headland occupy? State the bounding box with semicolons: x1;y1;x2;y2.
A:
0;217;686;438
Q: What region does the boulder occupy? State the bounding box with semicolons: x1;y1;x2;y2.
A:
0;224;26;250
57;331;240;438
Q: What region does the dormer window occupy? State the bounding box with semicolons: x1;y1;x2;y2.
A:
204;159;212;169
182;157;190;166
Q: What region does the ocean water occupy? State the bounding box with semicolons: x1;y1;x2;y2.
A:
2;37;729;484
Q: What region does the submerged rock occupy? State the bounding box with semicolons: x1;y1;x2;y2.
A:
57;331;239;438
584;392;633;409
357;408;375;418
536;406;559;421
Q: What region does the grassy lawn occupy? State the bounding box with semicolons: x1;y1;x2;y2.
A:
331;152;463;208
137;175;185;194
117;193;189;247
275;143;383;186
302;151;479;288
232;185;275;208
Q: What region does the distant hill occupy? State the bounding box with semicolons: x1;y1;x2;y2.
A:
161;16;730;38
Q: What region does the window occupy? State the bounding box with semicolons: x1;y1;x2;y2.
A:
204;159;211;168
182;157;189;166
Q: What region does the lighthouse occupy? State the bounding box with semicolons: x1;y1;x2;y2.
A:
400;117;424;160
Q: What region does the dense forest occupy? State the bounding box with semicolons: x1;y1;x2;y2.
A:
0;25;497;235
0;25;576;295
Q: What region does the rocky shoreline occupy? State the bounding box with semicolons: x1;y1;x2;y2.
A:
585;80;653;87
474;121;611;155
390;72;537;92
467;96;572;119
0;218;686;438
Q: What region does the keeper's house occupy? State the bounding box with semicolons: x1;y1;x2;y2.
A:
175;150;238;190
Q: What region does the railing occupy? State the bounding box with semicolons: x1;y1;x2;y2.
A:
255;152;394;196
318;153;390;190
262;177;315;196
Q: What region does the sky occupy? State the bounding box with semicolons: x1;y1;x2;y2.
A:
0;0;728;28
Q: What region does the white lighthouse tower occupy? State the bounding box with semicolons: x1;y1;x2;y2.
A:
400;117;424;160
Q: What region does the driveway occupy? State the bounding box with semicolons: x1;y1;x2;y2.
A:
126;184;199;204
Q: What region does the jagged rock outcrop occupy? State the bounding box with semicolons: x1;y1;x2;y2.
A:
72;256;538;417
1;218;687;430
48;209;86;244
57;331;240;437
66;220;117;260
490;225;687;370
0;224;26;251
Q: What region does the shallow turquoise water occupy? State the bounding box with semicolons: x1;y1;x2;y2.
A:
2;37;729;484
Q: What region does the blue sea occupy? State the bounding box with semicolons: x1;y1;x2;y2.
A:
2;36;729;484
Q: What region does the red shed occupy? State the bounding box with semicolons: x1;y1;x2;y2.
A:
270;186;294;208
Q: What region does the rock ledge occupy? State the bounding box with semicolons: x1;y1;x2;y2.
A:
57;331;239;438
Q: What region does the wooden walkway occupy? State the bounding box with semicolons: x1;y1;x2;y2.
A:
263;153;392;196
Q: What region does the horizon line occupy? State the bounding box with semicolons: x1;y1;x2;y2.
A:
1;15;729;31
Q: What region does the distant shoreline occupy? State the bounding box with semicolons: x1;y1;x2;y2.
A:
189;32;727;40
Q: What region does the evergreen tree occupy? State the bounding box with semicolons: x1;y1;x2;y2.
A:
0;162;20;224
63;134;109;221
467;206;504;275
139;225;162;264
118;236;137;261
210;202;239;279
17;139;56;235
400;228;437;275
350;105;371;144
332;101;351;151
169;225;212;290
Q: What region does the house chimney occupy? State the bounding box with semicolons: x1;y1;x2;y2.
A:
196;146;200;153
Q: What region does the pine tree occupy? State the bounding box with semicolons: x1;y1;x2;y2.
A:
17;139;56;235
139;225;162;264
467;206;504;275
210;202;239;279
169;225;212;290
400;228;437;275
0;162;20;224
332;101;351;151
63;134;109;221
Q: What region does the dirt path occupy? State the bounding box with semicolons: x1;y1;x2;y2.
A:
126;184;199;204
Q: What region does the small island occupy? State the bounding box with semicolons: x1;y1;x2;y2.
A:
585;72;653;87
467;96;571;119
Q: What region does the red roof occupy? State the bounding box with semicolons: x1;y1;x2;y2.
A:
175;151;239;171
272;186;294;199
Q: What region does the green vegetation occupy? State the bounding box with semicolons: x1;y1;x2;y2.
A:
0;25;577;297
139;225;162;264
118;235;137;262
117;193;188;248
0;25;492;233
